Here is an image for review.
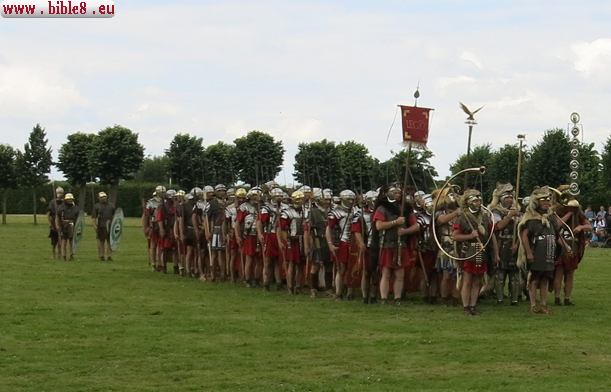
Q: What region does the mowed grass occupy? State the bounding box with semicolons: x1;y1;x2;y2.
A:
1;215;611;392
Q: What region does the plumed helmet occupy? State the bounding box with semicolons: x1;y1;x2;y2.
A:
235;188;247;198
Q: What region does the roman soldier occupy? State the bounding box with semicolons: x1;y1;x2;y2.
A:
432;185;461;306
181;189;199;277
175;190;187;275
551;185;590;306
257;187;285;291
56;193;80;261
92;191;116;261
453;189;499;316
413;192;439;303
489;183;520;305
192;186;211;280
304;188;334;298
325;189;359;300
142;185;165;271
157;189;178;274
224;188;240;283
278;190;306;294
518;186;561;314
372;184;419;306
47;186;65;259
202;185;228;281
352;190;377;304
235;187;263;287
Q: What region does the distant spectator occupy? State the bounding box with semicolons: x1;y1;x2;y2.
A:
595;216;606;231
585;205;595;224
596;206;607;219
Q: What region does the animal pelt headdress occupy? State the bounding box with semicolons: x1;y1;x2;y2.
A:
488;182;514;214
432;185;459;212
516;186;552;270
457;189;486;234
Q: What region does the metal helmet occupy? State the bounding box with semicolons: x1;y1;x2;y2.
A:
270;187;284;203
98;192;107;199
227;188;236;196
177;190;186;197
215;184;227;191
185;192;194;201
387;184;401;202
291;190;305;207
191;187;203;197
522;196;531;208
235;188;247;198
247;186;262;199
312;187;322;200
422;194;434;215
203;185;214;194
55;187;65;197
339;190;356;210
65;193;75;201
155;185;166;194
166;189;177;199
365;190;378;210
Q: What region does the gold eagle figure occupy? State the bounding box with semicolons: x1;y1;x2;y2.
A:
459;102;484;120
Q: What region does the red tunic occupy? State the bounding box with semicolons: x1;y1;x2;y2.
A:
280;218;302;263
373;211;417;269
258;212;279;258
453;221;490;275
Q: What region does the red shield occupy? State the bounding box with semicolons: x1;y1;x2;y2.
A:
343;237;363;288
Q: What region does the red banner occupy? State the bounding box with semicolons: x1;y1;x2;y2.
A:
399;106;432;148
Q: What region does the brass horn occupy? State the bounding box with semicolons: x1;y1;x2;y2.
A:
549;187;572;207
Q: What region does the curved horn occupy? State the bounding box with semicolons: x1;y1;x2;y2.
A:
431;167;495;262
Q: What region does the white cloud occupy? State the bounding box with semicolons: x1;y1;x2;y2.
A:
460;51;484;70
571;38;611;76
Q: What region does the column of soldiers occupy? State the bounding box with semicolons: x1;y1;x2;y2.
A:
138;181;589;316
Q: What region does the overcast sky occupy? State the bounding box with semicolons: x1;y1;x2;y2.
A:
2;0;610;186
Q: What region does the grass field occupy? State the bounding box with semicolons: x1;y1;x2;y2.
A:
1;214;610;391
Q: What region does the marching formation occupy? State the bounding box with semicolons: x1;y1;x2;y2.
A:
138;177;590;316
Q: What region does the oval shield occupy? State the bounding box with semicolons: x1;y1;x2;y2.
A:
73;211;86;252
110;208;124;252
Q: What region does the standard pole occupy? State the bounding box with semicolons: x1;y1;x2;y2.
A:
463;124;473;189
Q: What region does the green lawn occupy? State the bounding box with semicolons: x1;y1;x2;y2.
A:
1;215;610;391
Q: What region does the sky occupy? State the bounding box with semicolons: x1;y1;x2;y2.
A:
2;0;611;187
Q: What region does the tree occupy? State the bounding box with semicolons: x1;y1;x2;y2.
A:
233;131;284;186
373;148;438;193
203;142;237;186
133;156;171;184
19;124;53;225
337;141;376;193
293;139;343;192
165;134;204;190
600;137;611;205
576;141;603;208
90;125;144;204
0;144;18;224
449;144;494;200
523;129;571;192
57;132;96;209
486;143;528;199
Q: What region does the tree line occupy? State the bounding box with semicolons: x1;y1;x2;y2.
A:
1;124;610;223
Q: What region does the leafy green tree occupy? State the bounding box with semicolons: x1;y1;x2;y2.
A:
449;144;494;200
203;142;237;186
523;129;570;192
486;143;530;199
294;139;343;192
600;137;611;205
18;124;53;225
165;134;204;190
133;156;171;185
57;132;96;209
90;125;144;204
0;144;18;224
233;131;284;186
374;148;438;193
576;141;603;208
337;141;376;193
